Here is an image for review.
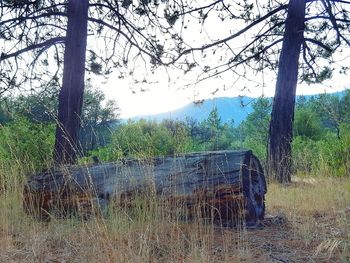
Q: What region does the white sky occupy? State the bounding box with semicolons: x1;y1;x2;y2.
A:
2;1;349;119
96;31;350;120
94;3;350;119
97;55;350;119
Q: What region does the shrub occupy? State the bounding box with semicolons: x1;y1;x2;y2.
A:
0;117;55;172
293;125;350;177
86;119;193;161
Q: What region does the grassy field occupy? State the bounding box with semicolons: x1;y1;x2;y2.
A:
0;174;349;262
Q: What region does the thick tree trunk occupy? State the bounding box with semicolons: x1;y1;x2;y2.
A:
267;0;306;183
54;0;89;164
23;151;267;226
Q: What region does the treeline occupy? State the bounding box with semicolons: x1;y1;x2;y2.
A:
0;90;349;177
292;92;350;177
0;85;118;172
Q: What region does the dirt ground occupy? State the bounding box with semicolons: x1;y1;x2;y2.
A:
209;178;350;263
1;179;349;262
206;211;348;262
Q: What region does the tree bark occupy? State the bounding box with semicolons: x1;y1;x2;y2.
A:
267;0;306;183
54;0;89;164
23;150;267;226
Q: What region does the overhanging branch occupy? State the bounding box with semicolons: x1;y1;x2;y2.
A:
169;4;288;64
177;0;222;16
304;38;333;52
0;12;66;26
192;38;284;86
321;0;350;47
0;37;65;61
87;17;162;64
305;15;350;23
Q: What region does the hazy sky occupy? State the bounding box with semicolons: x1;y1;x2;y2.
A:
1;1;349;119
98;50;350;119
94;4;350;119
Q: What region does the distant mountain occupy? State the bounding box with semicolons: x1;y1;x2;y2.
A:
130;96;255;126
119;89;349;127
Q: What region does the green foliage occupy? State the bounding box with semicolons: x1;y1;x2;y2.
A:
185;108;235;152
198;107;224;150
246;97;271;138
236;97;272;161
302;66;333;84
292;136;321;175
0;117;55;172
80;85;119;152
1;84;119;153
88;119;192;161
0;99;11;124
293;124;350;177
309;91;350;137
7;88;58;124
294;107;323;140
240;136;267;163
2;88;349;179
292;92;350;177
85;102;270;164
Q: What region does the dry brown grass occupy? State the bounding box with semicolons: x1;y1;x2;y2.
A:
1;176;349;262
264;177;350;262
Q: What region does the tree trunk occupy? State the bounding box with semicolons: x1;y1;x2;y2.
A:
54;0;89;165
23;150;267;226
267;0;306;183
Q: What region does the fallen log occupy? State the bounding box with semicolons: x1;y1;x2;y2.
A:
23;150;266;225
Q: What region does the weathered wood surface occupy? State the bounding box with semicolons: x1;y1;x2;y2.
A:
23;150;266;225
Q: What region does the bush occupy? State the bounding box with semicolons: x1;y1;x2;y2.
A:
293;125;350;177
292;136;320;175
0;117;55;172
241;137;267;163
294;107;323;140
86;119;193;161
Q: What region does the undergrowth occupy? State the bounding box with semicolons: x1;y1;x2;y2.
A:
1;162;349;262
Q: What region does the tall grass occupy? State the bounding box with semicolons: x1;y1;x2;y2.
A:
267;178;350;261
0;146;253;262
1;119;350;262
0;168;252;262
1;156;350;262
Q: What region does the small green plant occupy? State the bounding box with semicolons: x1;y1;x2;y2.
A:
293;124;350;177
0;117;54;188
85;119;193;161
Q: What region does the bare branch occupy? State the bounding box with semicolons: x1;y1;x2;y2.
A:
176;0;222;16
302;41;318;80
87;17;162;64
328;0;350;4
0;12;66;26
169;4;288;64
305;15;350;23
321;0;350;47
194;38;283;85
304;38;333;52
0;37;65;61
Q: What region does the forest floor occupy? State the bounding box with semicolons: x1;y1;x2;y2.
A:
0;177;349;262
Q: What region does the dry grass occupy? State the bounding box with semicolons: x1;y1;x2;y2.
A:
0;175;349;262
265;177;350;262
